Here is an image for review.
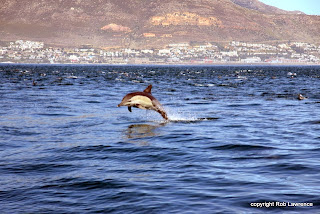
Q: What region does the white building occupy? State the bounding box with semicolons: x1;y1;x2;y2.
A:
14;40;44;50
158;49;171;55
141;49;154;54
168;43;189;48
221;51;238;57
241;57;261;63
0;48;7;55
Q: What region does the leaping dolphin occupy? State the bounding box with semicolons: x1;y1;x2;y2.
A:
117;85;168;120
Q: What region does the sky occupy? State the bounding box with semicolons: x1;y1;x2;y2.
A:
259;0;320;15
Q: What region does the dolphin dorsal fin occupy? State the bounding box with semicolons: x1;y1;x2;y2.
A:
143;85;152;94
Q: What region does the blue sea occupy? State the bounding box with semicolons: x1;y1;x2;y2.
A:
0;64;319;213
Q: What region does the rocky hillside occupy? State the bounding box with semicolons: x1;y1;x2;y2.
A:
0;0;319;48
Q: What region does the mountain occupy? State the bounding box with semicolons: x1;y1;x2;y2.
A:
1;0;320;48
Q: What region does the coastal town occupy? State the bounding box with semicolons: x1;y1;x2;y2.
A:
0;39;320;64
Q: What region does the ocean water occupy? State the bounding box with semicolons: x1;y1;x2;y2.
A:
0;64;319;213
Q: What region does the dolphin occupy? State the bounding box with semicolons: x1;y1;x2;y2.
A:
117;85;168;120
298;93;307;100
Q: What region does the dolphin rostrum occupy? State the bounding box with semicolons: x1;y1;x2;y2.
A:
117;85;168;120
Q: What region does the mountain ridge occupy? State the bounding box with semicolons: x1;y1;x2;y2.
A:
0;0;319;48
230;0;304;15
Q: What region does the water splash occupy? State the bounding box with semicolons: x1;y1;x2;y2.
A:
167;111;198;122
165;107;218;123
141;107;198;123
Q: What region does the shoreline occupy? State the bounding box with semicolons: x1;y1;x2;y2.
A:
1;61;320;67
